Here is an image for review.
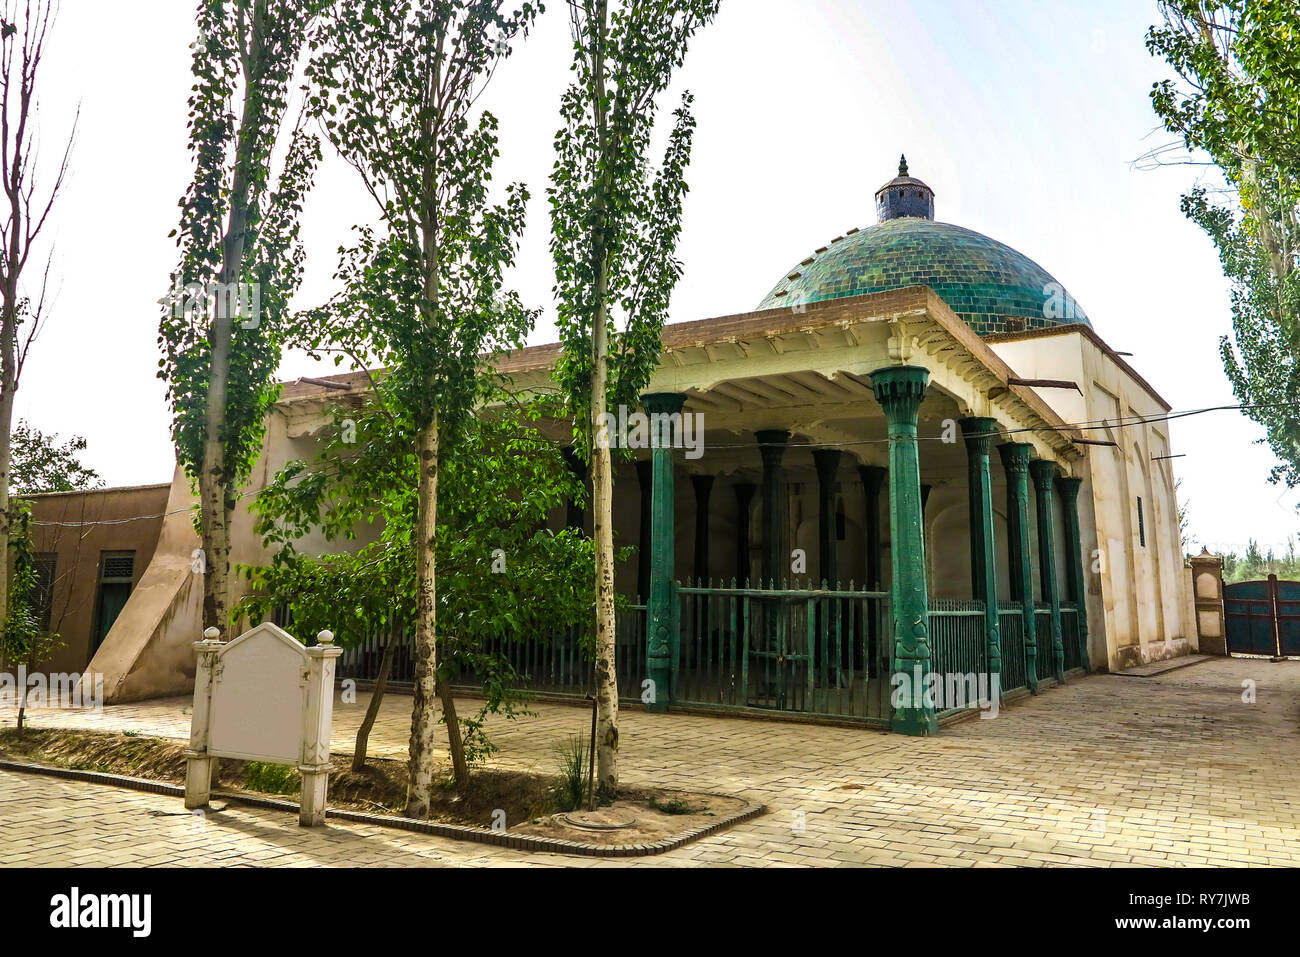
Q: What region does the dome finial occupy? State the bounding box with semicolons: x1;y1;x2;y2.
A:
876;156;934;221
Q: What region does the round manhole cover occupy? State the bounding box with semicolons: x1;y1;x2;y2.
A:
558;808;639;831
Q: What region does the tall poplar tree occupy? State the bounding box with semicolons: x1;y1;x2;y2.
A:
1148;0;1300;485
304;0;538;818
161;0;323;637
549;0;720;792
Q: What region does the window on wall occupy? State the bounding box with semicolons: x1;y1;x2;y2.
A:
33;554;56;633
1137;497;1146;547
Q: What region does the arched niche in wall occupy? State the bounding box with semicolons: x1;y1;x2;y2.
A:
927;500;1012;601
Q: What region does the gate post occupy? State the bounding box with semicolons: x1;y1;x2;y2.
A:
1269;574;1285;662
871;366;936;736
300;631;344;827
643;392;685;712
1187;548;1226;655
183;627;223;810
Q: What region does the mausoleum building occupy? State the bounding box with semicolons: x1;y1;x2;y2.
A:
85;159;1196;734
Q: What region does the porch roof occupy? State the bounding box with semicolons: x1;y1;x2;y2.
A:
275;286;1084;466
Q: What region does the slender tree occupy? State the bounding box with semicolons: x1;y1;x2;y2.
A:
1;501;59;734
0;419;101;729
241;390;592;782
549;0;719;793
304;0;539;817
160;0;323;639
1148;0;1300;485
0;0;75;649
9;420;102;494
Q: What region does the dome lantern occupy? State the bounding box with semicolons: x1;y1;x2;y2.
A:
758;158;1089;337
875;154;935;222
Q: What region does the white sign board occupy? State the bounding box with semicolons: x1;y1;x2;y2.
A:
209;623;308;764
184;622;342;826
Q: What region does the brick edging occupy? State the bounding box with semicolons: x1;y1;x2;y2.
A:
0;758;765;859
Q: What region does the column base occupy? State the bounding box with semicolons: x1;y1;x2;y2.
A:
298;765;331;827
646;661;671;714
891;709;938;736
183;752;213;810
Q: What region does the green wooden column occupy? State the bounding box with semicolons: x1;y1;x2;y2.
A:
813;450;842;587
859;465;886;591
859;464;887;677
636;460;652;601
961;418;1002;690
1056;475;1090;673
643;393;685;712
997;443;1039;694
1030;459;1066;684
756;431;790;586
734;482;756;584
691;474;714;585
813;449;843;677
871;366;936;736
561;447;587;532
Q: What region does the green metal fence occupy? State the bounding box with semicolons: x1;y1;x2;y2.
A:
997;601;1027;693
338;605;649;701
675;581;891;721
1033;605;1056;682
471;605;648;698
335;585;1075;725
928;599;989;716
1060;604;1082;671
337;622;417;685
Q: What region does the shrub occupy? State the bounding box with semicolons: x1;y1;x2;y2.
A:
244;761;300;795
551;735;588;812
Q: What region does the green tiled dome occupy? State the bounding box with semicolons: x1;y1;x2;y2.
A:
757;216;1090;336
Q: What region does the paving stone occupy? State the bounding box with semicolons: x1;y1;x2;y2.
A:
1;658;1298;866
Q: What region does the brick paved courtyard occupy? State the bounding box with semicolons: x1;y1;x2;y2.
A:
2;657;1298;866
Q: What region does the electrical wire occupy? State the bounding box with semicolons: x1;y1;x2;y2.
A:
23;399;1295;528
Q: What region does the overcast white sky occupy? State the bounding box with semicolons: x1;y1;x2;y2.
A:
18;0;1297;554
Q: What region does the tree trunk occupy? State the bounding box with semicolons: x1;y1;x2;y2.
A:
590;319;619;794
437;675;468;794
587;0;619;795
405;413;440;818
198;183;249;637
0;382;12;651
198;10;265;639
351;631;398;772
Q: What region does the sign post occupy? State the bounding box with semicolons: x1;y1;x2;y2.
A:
184;623;342;826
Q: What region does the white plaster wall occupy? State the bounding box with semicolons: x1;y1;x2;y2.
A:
989;332;1193;670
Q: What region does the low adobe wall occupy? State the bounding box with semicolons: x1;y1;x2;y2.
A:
83;467;204;703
